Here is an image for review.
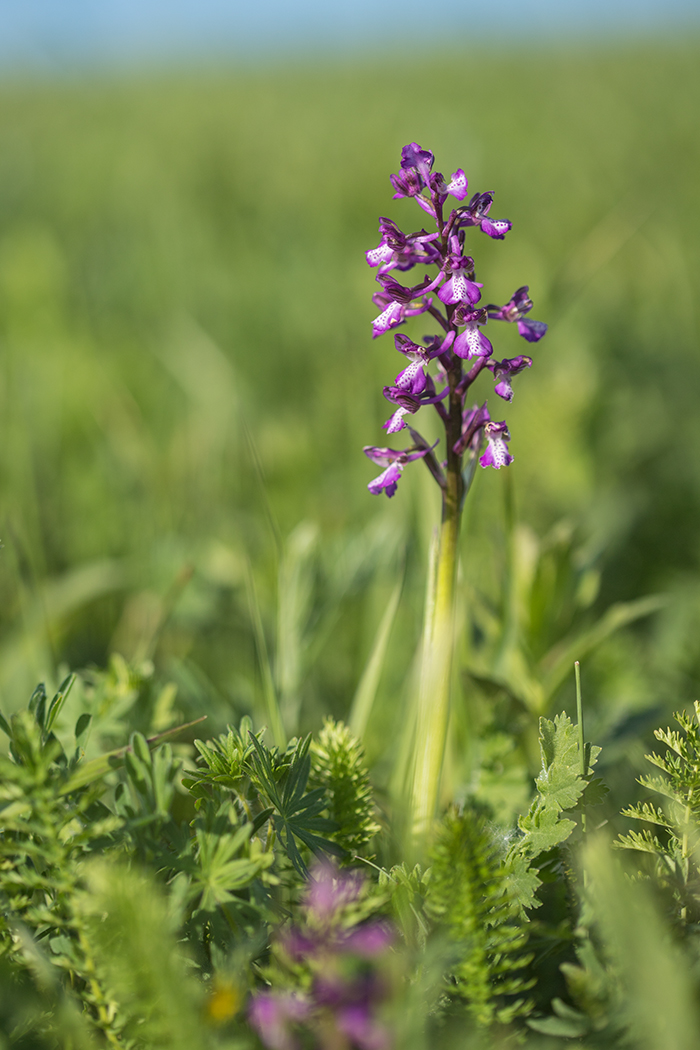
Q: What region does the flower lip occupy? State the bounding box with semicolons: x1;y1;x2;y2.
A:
429;168;469;201
365;438;439;496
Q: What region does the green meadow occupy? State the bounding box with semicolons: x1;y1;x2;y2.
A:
4;41;700;1049
0;40;699;782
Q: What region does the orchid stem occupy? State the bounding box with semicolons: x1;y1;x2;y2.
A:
410;377;463;846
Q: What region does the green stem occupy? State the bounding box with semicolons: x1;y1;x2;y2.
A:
575;660;587;834
409;374;463;845
575;660;586;777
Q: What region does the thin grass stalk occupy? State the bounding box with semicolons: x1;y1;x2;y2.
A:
245;561;286;750
349;563;404;741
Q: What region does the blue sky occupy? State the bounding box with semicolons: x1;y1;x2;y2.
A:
0;0;698;69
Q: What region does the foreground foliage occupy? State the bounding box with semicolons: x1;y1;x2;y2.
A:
2;667;700;1049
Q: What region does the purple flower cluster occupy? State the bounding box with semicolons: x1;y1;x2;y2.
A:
249;863;393;1050
364;143;547;498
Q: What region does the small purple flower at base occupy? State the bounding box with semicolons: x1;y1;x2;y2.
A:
479;421;513;469
305;862;363;925
248;993;310;1050
487;355;532;401
342;923;393;957
457;191;512;239
364;442;438;496
487;286;548;343
337;1006;392;1050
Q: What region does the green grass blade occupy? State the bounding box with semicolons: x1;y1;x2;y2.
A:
349;564;404;741
245;560;286;750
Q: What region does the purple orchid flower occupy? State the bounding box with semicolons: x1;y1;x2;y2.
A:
401;142;434;178
364;442;438;496
363;144;546;497
457;191;512;239
382;373;448;433
480;420;514;468
487;285;548;342
452;306;493;359
393;333;434;365
375;272;434;305
487;354;533;401
429;168;469;202
390;142;434;198
437;254;482;306
371;289;432;338
365;218;440;275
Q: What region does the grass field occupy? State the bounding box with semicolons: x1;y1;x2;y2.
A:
0;41;699;784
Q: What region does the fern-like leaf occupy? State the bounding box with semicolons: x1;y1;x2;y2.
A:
506;712;602;913
309;718;380;859
427;805;533;1027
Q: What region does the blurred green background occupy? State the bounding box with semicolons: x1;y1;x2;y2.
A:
0;42;699;787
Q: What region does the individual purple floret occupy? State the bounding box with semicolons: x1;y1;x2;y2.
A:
363;143;546;493
487;355;533;401
480;421;514;468
430;168;469;201
487;286;548;342
390;143;438;216
457;191;513;239
371;289;432;339
365;218;440;275
452;307;492;359
382;371;448;433
437;254;482;306
364;442;438;496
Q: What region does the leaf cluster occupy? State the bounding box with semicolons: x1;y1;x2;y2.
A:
615;700;700;922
